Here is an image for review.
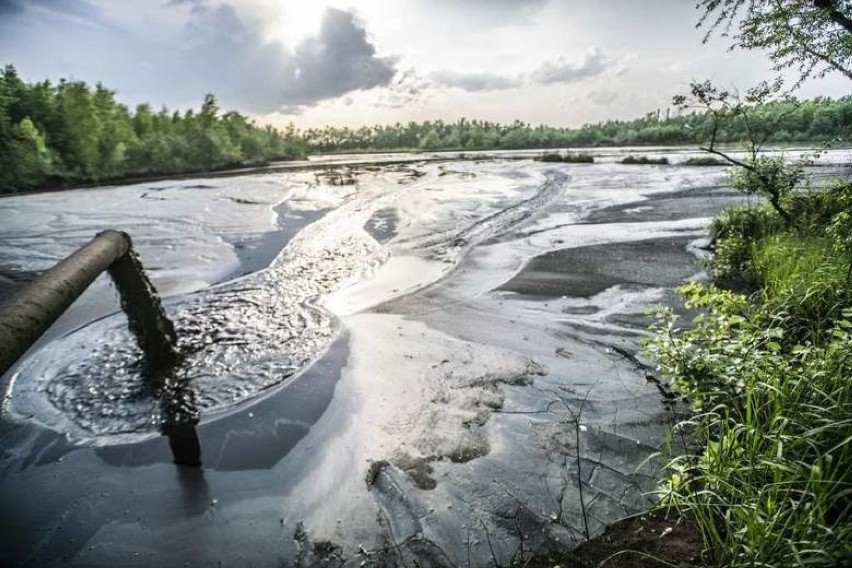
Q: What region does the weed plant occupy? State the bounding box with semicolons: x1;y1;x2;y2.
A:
684;156;727;166
621;155;670;165
538;153;595;164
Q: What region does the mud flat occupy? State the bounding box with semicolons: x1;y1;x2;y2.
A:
0;149;813;566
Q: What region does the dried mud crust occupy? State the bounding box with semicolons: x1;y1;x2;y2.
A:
527;510;703;568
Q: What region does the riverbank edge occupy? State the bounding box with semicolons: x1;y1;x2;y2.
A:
8;143;850;199
0;153;481;198
527;509;703;567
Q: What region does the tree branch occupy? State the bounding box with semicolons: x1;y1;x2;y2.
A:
813;0;852;35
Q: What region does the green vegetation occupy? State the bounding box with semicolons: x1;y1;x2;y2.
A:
642;3;852;564
620;155;669;165
301;97;852;153
0;65;305;194
646;169;852;565
697;0;852;83
683;156;726;166
537;152;595;163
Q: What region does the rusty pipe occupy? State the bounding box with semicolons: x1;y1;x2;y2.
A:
0;230;177;377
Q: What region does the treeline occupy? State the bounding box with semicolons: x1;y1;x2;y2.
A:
5;64;852;195
0;65;305;194
302;97;852;152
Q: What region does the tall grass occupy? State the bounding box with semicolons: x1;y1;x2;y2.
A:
649;292;852;566
751;235;851;342
707;206;783;290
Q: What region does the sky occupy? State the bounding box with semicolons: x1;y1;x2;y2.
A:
0;0;849;129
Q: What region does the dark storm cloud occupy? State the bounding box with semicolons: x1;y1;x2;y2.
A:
167;4;398;111
431;49;612;93
0;0;22;15
1;1;397;113
280;8;397;104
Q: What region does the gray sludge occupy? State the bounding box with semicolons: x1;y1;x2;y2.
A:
7;206;383;439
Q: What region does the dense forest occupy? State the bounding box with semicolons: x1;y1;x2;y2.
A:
302;97;852;152
0;65;306;194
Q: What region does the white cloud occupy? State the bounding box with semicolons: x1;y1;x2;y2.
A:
430;48;612;92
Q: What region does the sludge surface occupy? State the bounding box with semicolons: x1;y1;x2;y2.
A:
4;151;838;566
4;163;563;443
6;191;387;440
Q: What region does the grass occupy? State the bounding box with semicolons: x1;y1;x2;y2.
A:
683;156;727;166
751;235;851;341
645;180;852;567
621;155;670;165
538;153;595;163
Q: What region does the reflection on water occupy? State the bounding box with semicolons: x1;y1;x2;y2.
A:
175;464;211;516
165;424;202;468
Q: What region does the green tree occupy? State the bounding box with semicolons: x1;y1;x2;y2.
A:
56;81;102;177
698;0;852;83
10;117;51;187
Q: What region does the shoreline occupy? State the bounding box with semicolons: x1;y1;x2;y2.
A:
4;143;850;199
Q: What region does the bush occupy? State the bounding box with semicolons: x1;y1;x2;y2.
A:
646;174;852;566
647;285;852;567
786;180;852;235
683;156;726;166
707;206;784;289
621;155;669;165
538;153;595;163
709;205;783;244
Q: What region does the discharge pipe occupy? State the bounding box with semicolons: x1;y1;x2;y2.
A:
0;230;179;377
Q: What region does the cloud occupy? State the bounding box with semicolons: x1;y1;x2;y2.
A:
587;89;620;105
529;48;609;84
1;1;396;113
171;4;397;112
0;0;22;15
431;48;612;92
430;70;522;92
0;0;96;17
280;8;397;105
